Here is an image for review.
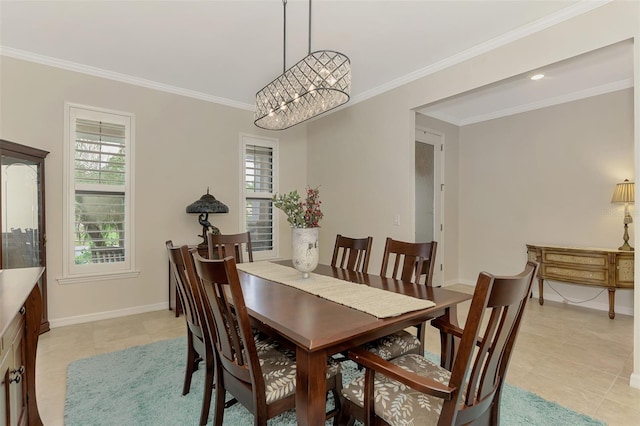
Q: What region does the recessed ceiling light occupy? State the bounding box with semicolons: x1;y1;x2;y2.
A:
531;74;545;81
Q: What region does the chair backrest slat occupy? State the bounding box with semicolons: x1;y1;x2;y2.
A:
207;231;254;263
380;237;437;285
166;241;200;328
331;234;373;273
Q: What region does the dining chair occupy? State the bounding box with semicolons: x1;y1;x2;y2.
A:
166;241;216;426
362;238;438;361
190;251;343;426
338;260;538;426
207;231;254;262
331;234;373;273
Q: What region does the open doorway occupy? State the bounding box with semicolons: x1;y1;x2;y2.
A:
415;126;444;286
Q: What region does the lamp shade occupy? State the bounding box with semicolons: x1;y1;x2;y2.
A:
186;188;229;214
611;179;635;204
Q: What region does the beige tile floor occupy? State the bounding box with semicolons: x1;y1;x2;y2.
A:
36;284;640;425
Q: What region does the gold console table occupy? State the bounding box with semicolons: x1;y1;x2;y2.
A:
526;244;634;319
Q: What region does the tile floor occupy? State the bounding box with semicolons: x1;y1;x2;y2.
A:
36;284;640;425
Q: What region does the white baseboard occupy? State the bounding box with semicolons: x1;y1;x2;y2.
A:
630;372;640;389
49;303;168;328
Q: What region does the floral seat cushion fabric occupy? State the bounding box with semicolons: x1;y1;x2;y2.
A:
256;338;340;404
341;353;450;425
362;330;421;360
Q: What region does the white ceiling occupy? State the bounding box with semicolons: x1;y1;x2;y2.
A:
0;1;633;125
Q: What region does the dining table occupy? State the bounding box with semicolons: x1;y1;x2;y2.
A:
235;260;472;426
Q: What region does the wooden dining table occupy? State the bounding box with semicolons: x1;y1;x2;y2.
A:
236;261;472;426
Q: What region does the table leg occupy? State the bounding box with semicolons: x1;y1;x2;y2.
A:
439;306;459;370
295;348;327;426
607;288;616;319
538;278;544;305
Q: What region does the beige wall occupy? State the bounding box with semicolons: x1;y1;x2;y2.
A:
459;89;634;313
0;57;307;324
306;1;639;385
309;1;638;283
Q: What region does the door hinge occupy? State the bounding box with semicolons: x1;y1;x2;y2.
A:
440;224;443;231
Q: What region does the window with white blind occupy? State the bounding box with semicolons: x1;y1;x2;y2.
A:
241;135;277;260
62;104;137;281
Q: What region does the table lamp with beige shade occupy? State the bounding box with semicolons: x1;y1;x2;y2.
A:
611;179;635;251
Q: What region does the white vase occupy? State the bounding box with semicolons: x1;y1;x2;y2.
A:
291;227;319;278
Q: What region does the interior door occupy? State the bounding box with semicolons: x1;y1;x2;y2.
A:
415;127;444;286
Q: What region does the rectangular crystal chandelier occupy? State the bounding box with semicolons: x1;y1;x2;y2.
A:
254;0;351;130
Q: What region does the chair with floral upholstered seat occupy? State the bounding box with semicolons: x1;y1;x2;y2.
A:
166;241;215;426
361;237;437;361
338;260;538;426
191;251;342;426
331;234;373;273
207;231;254;263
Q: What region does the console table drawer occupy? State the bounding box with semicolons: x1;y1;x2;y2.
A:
541;264;609;286
542;251;607;267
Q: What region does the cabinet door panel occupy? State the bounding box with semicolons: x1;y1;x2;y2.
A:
0;140;49;333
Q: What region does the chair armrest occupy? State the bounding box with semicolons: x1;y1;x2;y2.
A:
348;347;455;400
432;317;485;347
432;317;464;338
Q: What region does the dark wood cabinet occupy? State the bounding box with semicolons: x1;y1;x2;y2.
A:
0;267;45;426
0;140;49;333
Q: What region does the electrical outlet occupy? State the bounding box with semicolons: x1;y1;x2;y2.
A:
393;214;400;226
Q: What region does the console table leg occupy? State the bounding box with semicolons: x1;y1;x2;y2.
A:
538;278;544;305
607;288;615;319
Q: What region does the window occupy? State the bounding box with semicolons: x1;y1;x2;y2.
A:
62;104;136;281
242;135;277;260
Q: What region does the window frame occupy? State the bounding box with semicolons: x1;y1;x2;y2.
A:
240;133;278;261
61;103;138;283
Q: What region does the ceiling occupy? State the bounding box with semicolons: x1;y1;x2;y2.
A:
0;1;633;125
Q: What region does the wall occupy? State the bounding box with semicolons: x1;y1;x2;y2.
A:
306;1;639;385
309;1;638;280
459;89;634;314
0;57;307;324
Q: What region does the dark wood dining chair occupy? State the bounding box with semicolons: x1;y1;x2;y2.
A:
331;234;373;273
190;251;343;426
362;238;438;360
338;260;538;426
166;241;216;426
380;237;437;285
207;231;254;263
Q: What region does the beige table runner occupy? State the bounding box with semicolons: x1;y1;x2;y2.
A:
236;261;435;319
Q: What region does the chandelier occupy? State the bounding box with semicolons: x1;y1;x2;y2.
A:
254;0;351;130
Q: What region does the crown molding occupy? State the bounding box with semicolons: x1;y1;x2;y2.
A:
351;0;612;106
458;79;633;126
421;79;633;127
0;46;255;111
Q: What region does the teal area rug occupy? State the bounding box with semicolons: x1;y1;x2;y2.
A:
65;337;605;425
